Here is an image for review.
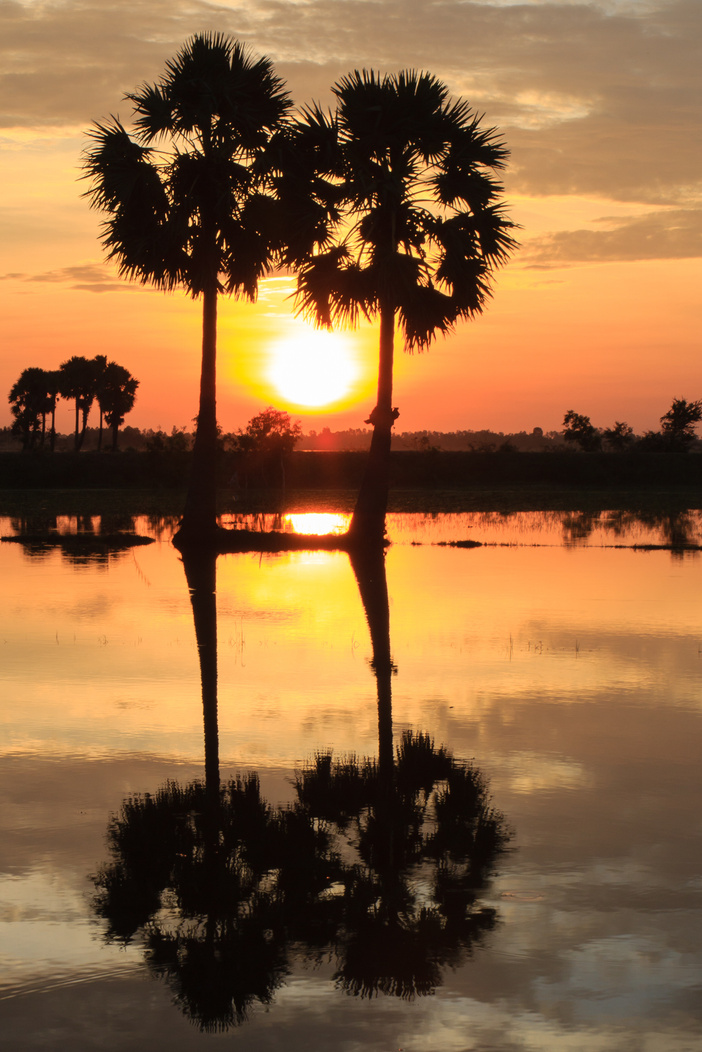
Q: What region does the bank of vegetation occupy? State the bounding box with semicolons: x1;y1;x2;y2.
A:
1;448;700;499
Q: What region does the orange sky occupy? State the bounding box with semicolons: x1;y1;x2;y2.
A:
1;0;700;436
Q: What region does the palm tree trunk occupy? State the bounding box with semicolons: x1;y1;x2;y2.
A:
174;283;221;547
347;304;396;544
349;545;394;776
182;551;221;809
349;544;395;884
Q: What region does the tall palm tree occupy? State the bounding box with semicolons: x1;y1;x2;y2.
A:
289;70;517;543
82;33;291;545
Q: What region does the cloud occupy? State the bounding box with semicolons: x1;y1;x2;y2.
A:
1;262;131;291
0;0;700;256
522;209;702;265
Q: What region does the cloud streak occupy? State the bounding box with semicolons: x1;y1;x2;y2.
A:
523;209;702;266
1;262;131;292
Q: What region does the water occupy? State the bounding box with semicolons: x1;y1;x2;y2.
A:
1;507;701;1050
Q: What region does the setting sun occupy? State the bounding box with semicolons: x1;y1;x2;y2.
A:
267;330;360;408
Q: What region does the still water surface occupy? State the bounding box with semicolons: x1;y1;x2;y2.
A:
1;508;701;1050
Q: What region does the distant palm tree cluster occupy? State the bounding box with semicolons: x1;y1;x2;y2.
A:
562;399;702;453
8;355;138;452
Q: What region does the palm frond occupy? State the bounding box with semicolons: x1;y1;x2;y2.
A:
398;284;462;350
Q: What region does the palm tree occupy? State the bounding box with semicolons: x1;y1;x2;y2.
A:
8;367;55;450
82;33;291;545
97;361;139;450
58;355;99;450
289;71;517;543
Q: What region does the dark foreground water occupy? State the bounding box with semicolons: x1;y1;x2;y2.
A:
1;508;701;1051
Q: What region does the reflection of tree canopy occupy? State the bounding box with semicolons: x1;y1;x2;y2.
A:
559;508;701;556
296;730;510;999
93;734;509;1028
3;512;153;564
93;774;338;1031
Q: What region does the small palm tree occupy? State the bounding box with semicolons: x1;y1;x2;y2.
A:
97;362;139;450
58;355;99;450
287;70;517;542
82;33;291;543
8;367;56;450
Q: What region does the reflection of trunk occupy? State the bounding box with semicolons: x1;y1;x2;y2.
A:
349;542;397;894
348;305;396;545
182;550;220;807
348;543;394;782
175;282;220;546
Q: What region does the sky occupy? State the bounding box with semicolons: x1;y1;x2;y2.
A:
1;0;700;436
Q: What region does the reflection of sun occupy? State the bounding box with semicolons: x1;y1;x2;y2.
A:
267;330;359;407
284;513;349;536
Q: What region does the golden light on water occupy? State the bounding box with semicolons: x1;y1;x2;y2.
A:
285;512;350;536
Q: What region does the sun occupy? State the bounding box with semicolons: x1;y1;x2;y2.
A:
266;330;360;408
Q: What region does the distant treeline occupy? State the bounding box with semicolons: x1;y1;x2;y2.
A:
298;426;562;452
0;423;587;454
3;422;700;455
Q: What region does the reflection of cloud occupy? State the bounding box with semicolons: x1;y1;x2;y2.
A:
508;754;592;794
535;936;702;1021
523;210;702;266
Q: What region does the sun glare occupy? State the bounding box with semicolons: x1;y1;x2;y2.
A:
267;330;359;408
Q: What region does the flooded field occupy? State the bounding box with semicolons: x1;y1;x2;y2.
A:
1;506;701;1051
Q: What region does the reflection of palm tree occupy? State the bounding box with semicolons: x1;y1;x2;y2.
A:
295;732;508;999
182;552;220;804
92;546;510;1028
93;775;334;1030
93;550;341;1030
295;546;509;998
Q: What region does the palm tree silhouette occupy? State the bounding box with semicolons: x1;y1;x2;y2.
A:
83;33;291;545
97;361;139;451
289;70;517;543
58;355;99;450
8;367;56;450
